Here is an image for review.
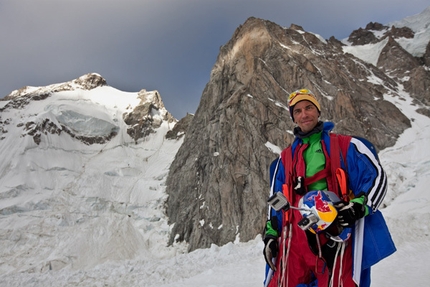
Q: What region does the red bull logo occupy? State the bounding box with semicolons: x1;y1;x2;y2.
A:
314;191;331;213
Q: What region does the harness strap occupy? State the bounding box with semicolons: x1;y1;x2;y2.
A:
283;147;293;222
330;134;341;196
303;168;330;187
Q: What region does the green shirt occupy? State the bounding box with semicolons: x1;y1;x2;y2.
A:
302;132;327;191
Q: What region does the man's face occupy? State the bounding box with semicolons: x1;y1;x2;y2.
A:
292;100;319;133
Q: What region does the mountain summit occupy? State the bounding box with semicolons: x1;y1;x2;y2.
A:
165;11;429;251
2;73;176;145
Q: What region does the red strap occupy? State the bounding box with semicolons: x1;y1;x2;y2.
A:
330;134;341;196
281;146;293;223
336;168;349;201
285;146;293;191
303;168;330;186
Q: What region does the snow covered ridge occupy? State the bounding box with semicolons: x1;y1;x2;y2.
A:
4;73;107;100
0;73;176;146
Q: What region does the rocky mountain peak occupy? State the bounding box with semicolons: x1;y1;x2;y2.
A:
123;89;176;143
365;22;386;31
72;73;108;89
165;15;427;251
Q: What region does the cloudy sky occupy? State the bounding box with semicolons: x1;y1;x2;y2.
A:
1;0;429;119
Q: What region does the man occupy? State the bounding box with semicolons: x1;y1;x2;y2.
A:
263;89;396;287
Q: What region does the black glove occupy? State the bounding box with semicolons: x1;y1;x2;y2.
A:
263;237;278;271
335;201;366;227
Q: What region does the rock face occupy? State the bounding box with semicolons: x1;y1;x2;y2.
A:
165;113;194;140
165;16;429;251
377;36;420;74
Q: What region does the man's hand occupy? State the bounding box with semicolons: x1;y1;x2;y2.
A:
335;201;366;227
263;237;278;271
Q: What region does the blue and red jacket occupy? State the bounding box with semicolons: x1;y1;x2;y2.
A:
266;121;396;287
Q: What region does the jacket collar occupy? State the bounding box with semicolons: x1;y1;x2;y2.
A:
292;121;335;148
294;121;331;139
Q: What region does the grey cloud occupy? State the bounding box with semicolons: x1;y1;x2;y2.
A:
1;0;428;118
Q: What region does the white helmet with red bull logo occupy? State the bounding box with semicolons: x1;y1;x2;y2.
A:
298;190;351;242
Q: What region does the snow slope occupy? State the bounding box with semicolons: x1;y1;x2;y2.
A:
0;86;186;284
